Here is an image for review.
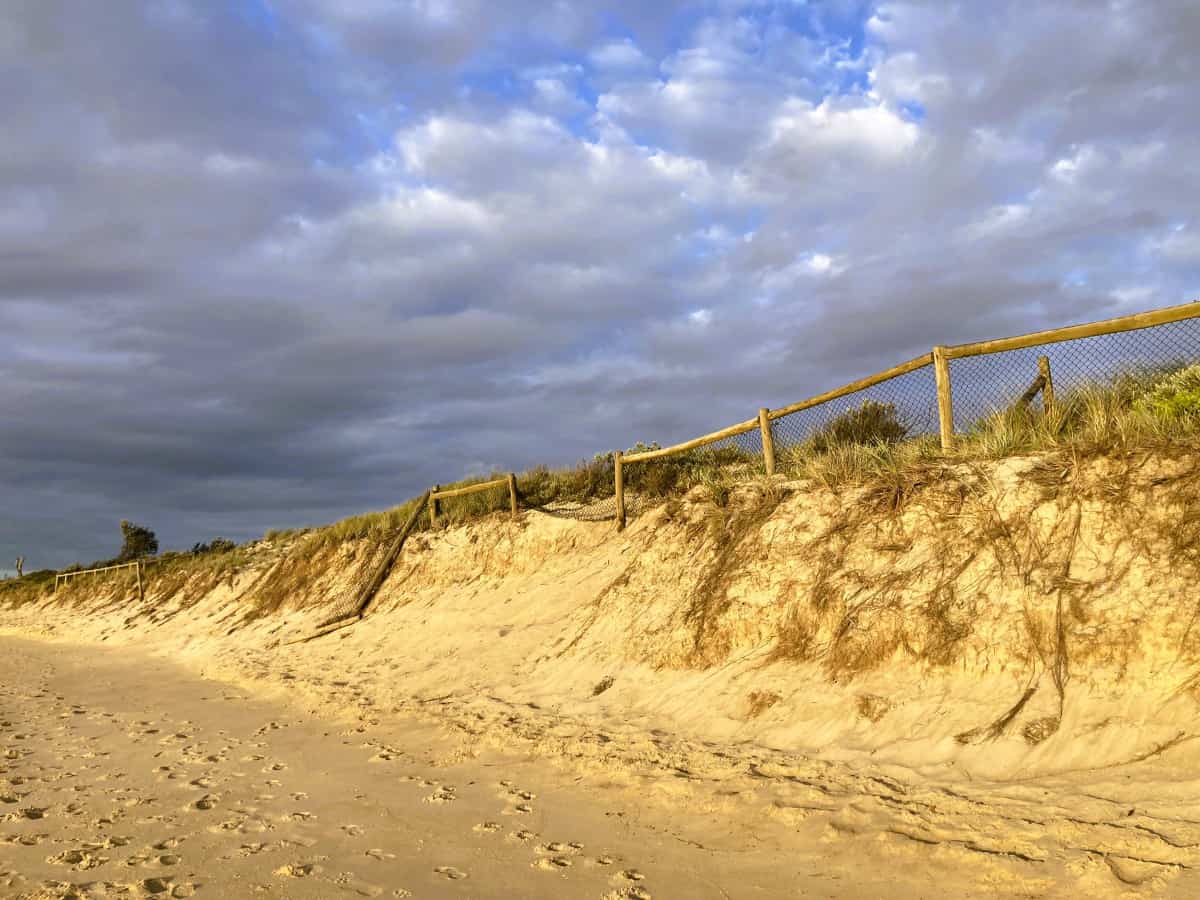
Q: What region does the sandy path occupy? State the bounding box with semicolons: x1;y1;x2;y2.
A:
0;636;918;900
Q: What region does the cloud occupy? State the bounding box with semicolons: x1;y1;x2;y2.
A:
589;38;652;72
2;0;1200;568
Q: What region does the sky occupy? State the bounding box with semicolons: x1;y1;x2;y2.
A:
2;0;1199;569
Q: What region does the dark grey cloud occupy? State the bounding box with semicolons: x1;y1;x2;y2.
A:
2;0;1199;569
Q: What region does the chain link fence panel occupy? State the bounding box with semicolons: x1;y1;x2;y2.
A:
769;362;939;455
946;315;1200;430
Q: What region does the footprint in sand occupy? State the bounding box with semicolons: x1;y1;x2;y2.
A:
48;848;109;870
608;889;652;900
423;785;457;804
434;866;468;880
275;862;320;878
533;856;573;871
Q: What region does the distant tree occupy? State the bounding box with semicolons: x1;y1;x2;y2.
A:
118;520;158;561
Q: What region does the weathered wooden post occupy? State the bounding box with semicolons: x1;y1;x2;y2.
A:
933;345;955;451
507;473;518;522
1038;355;1055;414
614;451;626;532
758;408;776;477
428;484;440;528
135;560;144;603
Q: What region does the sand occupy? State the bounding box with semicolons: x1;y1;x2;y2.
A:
4;635;1199;900
1;636;935;899
6;452;1200;896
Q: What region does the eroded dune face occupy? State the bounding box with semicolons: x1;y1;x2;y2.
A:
5;450;1200;897
6;451;1200;779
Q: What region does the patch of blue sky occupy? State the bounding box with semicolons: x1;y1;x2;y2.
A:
900;100;927;123
232;0;279;37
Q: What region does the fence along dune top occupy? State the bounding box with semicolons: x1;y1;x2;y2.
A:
54;560;145;602
42;299;1200;586
613;299;1200;528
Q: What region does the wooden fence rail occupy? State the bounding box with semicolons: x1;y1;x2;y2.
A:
613;299;1200;528
55;560;144;602
428;476;519;527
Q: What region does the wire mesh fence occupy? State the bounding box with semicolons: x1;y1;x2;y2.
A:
946;315;1200;431
620;429;766;506
410;301;1200;530
770;361;939;454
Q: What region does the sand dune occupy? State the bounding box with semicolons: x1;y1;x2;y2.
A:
5;451;1200;896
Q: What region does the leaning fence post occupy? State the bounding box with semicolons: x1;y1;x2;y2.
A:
135;560;144;603
614;451;626;532
507;473;518;522
758;407;776;477
933;345;955;450
428;485;440;528
1038;355;1055;414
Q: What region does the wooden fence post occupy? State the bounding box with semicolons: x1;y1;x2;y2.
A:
135;560;144;603
933;345;955;451
428;484;440;528
507;473;518;522
614;451;626;532
1038;355;1055;414
758;407;776;477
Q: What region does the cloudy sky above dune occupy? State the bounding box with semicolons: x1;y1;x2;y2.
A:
2;0;1199;567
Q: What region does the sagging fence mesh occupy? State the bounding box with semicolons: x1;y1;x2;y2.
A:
618;429;766;515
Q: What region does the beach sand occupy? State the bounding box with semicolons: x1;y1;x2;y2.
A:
0;636;932;899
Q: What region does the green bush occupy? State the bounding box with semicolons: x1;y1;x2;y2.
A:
811;400;908;452
1136;364;1200;421
192;537;236;555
